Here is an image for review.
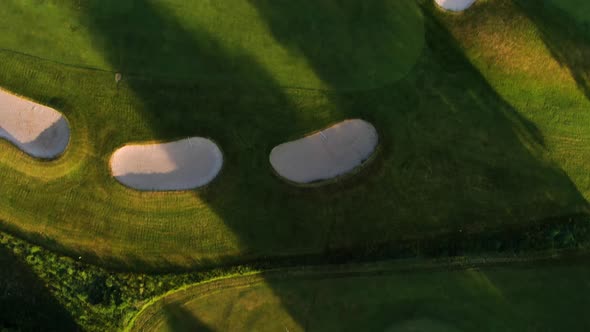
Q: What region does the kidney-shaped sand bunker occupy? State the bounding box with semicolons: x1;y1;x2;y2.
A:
435;0;477;11
110;137;223;191
270;119;378;184
0;88;70;159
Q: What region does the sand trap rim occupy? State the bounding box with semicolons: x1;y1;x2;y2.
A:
108;136;225;192
268;119;381;188
0;86;72;161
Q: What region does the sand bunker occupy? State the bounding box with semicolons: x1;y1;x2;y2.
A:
435;0;476;11
110;137;223;191
0;89;70;159
270;119;378;184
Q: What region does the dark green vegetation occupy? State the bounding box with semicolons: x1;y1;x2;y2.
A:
131;261;590;332
0;232;256;331
1;0;589;270
0;243;78;331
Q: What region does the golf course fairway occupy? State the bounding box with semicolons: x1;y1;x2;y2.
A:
0;0;588;272
130;262;590;332
0;0;424;90
0;0;590;331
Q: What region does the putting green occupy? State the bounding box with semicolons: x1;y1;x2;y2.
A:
129;263;590;332
0;0;425;90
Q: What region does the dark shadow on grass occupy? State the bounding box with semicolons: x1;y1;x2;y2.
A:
0;244;79;332
160;303;215;332
246;0;425;90
514;0;590;101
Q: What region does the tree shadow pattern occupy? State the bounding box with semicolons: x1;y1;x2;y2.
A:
514;0;590;101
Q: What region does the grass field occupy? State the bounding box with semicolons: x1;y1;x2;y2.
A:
544;0;590;25
0;0;590;270
130;261;590;331
0;0;423;90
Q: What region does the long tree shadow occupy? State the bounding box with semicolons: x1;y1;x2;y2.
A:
0;244;79;332
51;0;590;329
160;303;215;332
513;0;590;101
245;0;424;91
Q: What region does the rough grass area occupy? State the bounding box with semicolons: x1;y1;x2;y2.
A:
0;0;589;270
130;262;590;332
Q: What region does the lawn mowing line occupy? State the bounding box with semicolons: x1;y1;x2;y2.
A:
0;46;113;75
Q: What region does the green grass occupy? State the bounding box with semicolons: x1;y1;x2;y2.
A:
442;0;590;205
0;0;424;90
543;0;590;26
0;0;589;270
129;261;590;332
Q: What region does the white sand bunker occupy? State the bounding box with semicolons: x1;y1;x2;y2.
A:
0;89;70;159
110;137;223;191
435;0;476;11
270;119;378;184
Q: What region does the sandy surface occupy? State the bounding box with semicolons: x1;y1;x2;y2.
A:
0;88;70;159
435;0;476;11
270;119;378;184
110;137;223;191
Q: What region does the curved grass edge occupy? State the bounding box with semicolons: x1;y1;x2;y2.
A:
0;9;426;95
125;249;590;332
